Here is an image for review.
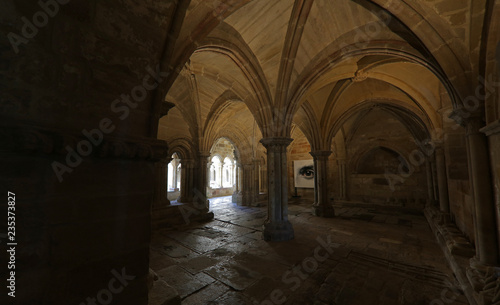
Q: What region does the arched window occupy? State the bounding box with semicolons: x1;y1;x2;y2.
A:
222;157;233;188
167;153;181;191
210;156;222;188
176;164;181;189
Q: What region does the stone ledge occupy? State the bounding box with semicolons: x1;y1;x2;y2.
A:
425;205;478;305
481;120;500;137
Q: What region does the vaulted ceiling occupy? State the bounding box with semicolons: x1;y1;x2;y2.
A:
158;0;488;161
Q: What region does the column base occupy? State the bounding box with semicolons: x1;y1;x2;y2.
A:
262;221;294;241
232;191;242;205
312;204;335;218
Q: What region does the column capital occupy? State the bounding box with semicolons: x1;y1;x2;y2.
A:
310;150;332;159
242;163;253;170
260;137;293;148
464;116;487;136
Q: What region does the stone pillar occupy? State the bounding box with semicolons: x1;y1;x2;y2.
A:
464;117;499;266
179;159;195;203
310;151;334;217
431;158;439;202
253;158;261;204
425;159;436;205
337;158;347;200
234;163;239;192
481;120;500;259
242;163;253;206
232;163;242;204
195;152;211;212
260;137;294;241
219;161;223;189
435;143;450;215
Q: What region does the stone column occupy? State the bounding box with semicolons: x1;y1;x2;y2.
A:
232;163;242;204
260;137;294;241
253;158;261;205
235;163;240;192
337;158;347;200
431;158;439;202
435;143;450;215
195;152;211;212
179;159;195;203
482;120;500;263
242;163;253;205
219;161;223;189
464;117;499;266
310;151;334;217
425;158;436;205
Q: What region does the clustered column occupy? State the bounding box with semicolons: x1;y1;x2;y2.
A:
260;137;294;241
310;150;334;217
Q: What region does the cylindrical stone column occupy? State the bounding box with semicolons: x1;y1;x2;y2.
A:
337;158;347;200
195;152;210;212
234;163;240;192
260;137;294;241
253;159;261;204
425;159;436;205
465;117;499;266
435;143;450;214
310;151;334;217
242;163;253;205
179;159;194;203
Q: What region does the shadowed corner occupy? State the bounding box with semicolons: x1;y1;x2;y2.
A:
497;41;500;71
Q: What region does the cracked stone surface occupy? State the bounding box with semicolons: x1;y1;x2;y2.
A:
150;196;469;305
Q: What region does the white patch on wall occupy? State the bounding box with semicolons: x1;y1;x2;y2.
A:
294;160;314;188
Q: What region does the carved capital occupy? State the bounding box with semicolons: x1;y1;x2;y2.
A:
260;137;293;151
464;116;487;136
310;150;332;160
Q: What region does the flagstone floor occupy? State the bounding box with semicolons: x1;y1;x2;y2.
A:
150;196;469;305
